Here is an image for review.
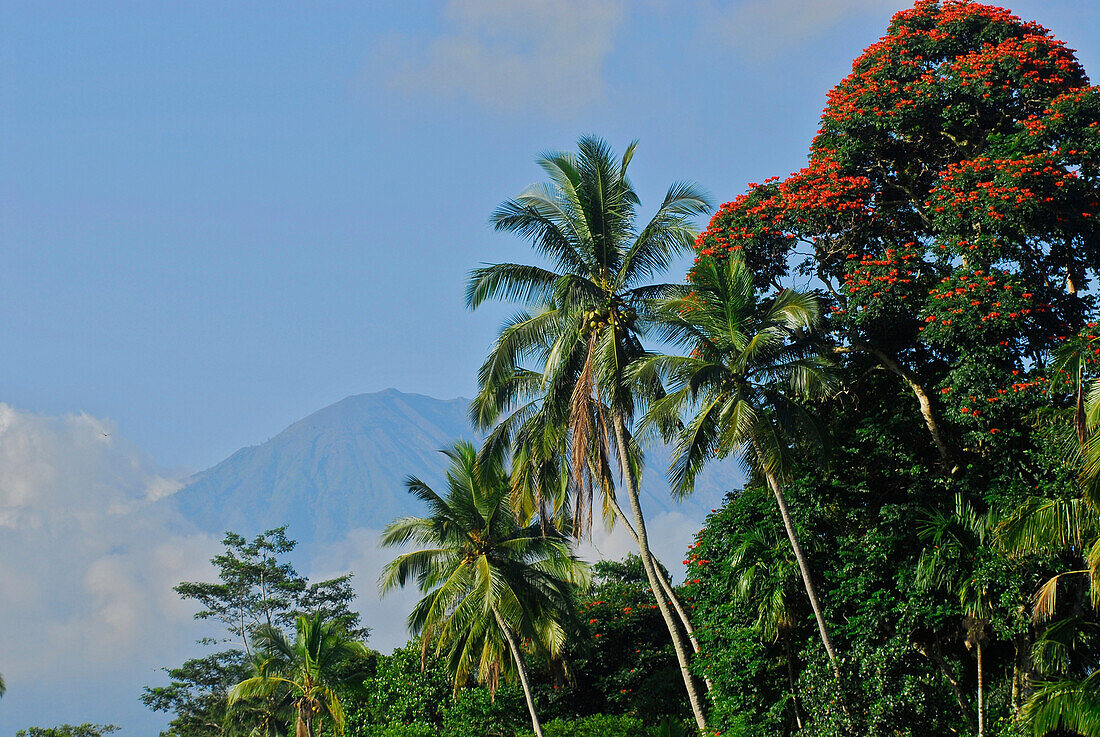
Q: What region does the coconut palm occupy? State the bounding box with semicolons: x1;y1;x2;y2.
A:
916;494;997;737
379;441;589;737
995;338;1100;735
727;518;807;729
227;613;369;737
1022;672;1100;737
466;135;713;730
225;678;295;737
634;254;842;682
999;492;1100;733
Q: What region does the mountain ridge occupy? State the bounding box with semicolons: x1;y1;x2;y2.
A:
173;389;742;546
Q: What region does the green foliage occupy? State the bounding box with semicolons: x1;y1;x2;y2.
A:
140;650;251;737
342;557;691;736
175;527;367;651
1022;672;1100;737
515;713;651;737
348;643;450;729
343;645;529;737
539;555;687;724
145;529;368;737
440;686;527;737
358;724;437;737
229;613;371;737
16;726;119;737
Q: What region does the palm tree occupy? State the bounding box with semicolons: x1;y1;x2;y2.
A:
727;518;807;729
1022;672;1100;737
226;681;294;737
998;341;1100;734
466;135;713;730
228;613;369;737
916;494;997;737
379;441;589;737
998;477;1100;736
634;254;842;681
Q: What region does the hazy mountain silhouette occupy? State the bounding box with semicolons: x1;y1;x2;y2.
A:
173;389;742;545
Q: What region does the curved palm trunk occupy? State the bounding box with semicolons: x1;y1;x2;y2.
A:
612;414;709;731
758;456;841;679
494;608;545;737
605;492;714;692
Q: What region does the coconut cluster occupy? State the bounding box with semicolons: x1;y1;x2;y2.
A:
580;303;637;335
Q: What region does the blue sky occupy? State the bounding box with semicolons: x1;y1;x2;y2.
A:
3;1;1098;471
2;1;1100;733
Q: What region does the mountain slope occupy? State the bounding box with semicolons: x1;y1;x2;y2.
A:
174;389;742;545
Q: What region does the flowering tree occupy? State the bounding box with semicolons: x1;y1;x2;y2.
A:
686;2;1100;734
695;0;1099;463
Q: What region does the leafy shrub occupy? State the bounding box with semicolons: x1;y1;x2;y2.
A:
358;724;437;737
440;686;527;737
516;713;650;737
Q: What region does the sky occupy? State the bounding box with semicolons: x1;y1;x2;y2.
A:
2;0;1100;734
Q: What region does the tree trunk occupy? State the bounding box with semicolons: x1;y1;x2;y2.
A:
605;492;714;692
977;640;985;737
757;454;841;677
785;637;804;730
1011;633;1023;716
848;341;950;462
612;413;709;732
1011;630;1032;716
917;635;976;732
494;607;545;737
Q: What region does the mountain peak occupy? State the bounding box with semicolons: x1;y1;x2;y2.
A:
173;391;741;546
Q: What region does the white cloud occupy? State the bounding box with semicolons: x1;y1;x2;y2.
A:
704;0;898;57
0;401;721;731
376;0;624;116
0;404;216;687
309;528;425;652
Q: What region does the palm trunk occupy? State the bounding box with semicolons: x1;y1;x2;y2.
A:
785;638;804;730
605;492;714;692
757;452;840;678
1011;634;1022;716
977;640;985;737
494;607;545;737
612;413;709;732
1011;631;1031;716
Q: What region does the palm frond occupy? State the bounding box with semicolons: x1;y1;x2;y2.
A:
1024;672;1100;737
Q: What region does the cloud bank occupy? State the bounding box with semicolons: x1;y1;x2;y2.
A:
377;0;624;116
0;404;215;690
0;401;717;733
705;0;898;58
